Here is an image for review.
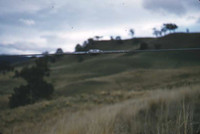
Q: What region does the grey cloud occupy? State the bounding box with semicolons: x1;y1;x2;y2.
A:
185;0;200;10
0;44;36;54
0;0;145;32
142;0;200;15
0;0;58;14
1;0;200;54
142;0;186;15
40;35;66;46
19;19;35;26
0;42;55;54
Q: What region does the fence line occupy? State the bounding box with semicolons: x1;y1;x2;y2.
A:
0;48;200;57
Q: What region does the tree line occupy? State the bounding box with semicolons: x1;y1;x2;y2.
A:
75;23;180;52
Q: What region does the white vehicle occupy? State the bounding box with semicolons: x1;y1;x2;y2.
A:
87;49;102;54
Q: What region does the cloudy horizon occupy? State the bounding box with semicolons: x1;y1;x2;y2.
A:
0;0;200;54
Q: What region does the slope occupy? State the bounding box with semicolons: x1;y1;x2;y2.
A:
0;33;200;133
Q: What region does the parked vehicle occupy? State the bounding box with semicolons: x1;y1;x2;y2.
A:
87;49;103;54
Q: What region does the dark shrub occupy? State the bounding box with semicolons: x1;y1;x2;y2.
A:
0;61;14;74
115;36;123;44
154;44;162;49
9;57;54;108
140;42;148;50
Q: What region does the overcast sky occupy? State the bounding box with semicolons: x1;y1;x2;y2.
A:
0;0;199;54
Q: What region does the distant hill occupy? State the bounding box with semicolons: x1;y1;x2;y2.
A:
0;56;30;64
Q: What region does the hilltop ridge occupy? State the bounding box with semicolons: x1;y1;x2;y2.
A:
79;33;200;51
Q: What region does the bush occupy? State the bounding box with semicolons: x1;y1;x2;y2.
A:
0;61;14;74
154;44;162;49
9;57;54;108
9;85;32;107
88;38;94;45
77;55;84;62
140;42;148;50
132;38;140;44
115;36;123;44
75;44;83;52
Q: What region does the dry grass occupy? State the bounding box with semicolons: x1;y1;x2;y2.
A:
50;86;199;134
1;66;200;134
54;66;200;96
4;85;199;134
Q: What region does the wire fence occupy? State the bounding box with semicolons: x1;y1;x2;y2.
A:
0;48;200;57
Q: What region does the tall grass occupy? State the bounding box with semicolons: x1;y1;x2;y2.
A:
13;86;198;134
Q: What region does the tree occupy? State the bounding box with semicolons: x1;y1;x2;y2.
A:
153;28;161;37
129;29;134;38
49;48;64;62
163;23;178;33
88;38;94;45
9;57;54;108
75;44;83;52
186;28;189;33
161;27;167;36
42;51;49;56
55;48;63;54
110;36;114;41
115;36;121;40
94;36;103;40
76;40;92;52
172;24;178;32
83;41;88;47
115;36;123;44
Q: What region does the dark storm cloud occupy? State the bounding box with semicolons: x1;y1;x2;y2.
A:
142;0;200;15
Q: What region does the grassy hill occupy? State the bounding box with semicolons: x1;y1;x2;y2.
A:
84;33;200;50
0;33;200;134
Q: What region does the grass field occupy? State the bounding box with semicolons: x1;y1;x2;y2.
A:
0;33;200;134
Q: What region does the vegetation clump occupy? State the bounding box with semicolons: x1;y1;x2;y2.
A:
115;36;123;44
140;42;148;50
9;57;54;108
0;61;14;74
154;44;162;49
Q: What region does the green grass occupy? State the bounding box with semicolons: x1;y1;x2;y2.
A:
149;33;200;49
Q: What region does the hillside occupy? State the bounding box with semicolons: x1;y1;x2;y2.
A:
0;56;30;65
83;33;200;50
0;33;200;134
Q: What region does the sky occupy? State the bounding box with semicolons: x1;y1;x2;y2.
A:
0;0;199;54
